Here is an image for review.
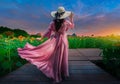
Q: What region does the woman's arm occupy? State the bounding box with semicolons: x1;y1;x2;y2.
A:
66;12;74;29
69;12;74;24
36;22;53;41
42;22;53;38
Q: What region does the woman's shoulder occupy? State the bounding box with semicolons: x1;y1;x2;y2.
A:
50;21;54;24
49;19;70;25
64;19;71;23
48;21;55;27
64;19;71;25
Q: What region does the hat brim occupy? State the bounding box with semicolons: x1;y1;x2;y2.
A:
51;11;71;19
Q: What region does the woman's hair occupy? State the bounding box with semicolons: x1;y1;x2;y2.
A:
53;19;64;32
53;12;65;32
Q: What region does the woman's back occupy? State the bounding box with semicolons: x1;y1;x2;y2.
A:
43;19;74;39
17;6;74;83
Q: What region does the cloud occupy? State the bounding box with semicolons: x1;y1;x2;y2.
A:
0;0;120;36
73;4;120;36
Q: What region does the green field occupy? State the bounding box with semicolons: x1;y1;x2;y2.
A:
0;35;120;77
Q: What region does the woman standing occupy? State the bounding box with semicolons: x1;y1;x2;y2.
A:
17;6;74;83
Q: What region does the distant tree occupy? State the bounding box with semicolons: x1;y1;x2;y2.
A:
0;26;13;34
3;31;14;38
0;26;31;37
13;29;29;37
72;33;77;36
110;34;115;37
30;34;41;38
91;34;94;37
36;32;42;37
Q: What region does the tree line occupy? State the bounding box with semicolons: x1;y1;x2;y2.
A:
0;26;41;38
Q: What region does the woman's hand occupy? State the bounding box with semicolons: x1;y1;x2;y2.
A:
69;12;74;23
69;12;74;19
36;37;43;41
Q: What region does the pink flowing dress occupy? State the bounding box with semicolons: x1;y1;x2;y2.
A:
17;19;74;82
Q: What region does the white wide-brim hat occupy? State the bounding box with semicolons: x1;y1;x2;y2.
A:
51;6;71;19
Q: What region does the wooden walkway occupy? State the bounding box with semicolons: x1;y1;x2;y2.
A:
0;49;120;84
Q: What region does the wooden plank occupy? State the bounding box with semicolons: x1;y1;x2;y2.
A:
77;48;103;56
69;61;94;65
0;49;118;84
69;56;88;61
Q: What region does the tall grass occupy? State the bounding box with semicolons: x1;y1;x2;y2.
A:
68;36;119;49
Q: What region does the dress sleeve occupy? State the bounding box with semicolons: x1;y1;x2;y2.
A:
66;20;74;31
43;22;53;38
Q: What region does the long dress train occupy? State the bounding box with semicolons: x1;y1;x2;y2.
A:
17;20;74;82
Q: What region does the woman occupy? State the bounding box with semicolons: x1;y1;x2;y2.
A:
17;6;74;83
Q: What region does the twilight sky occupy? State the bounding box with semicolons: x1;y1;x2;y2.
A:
0;0;120;36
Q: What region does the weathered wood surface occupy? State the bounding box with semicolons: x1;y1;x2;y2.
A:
0;49;119;84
